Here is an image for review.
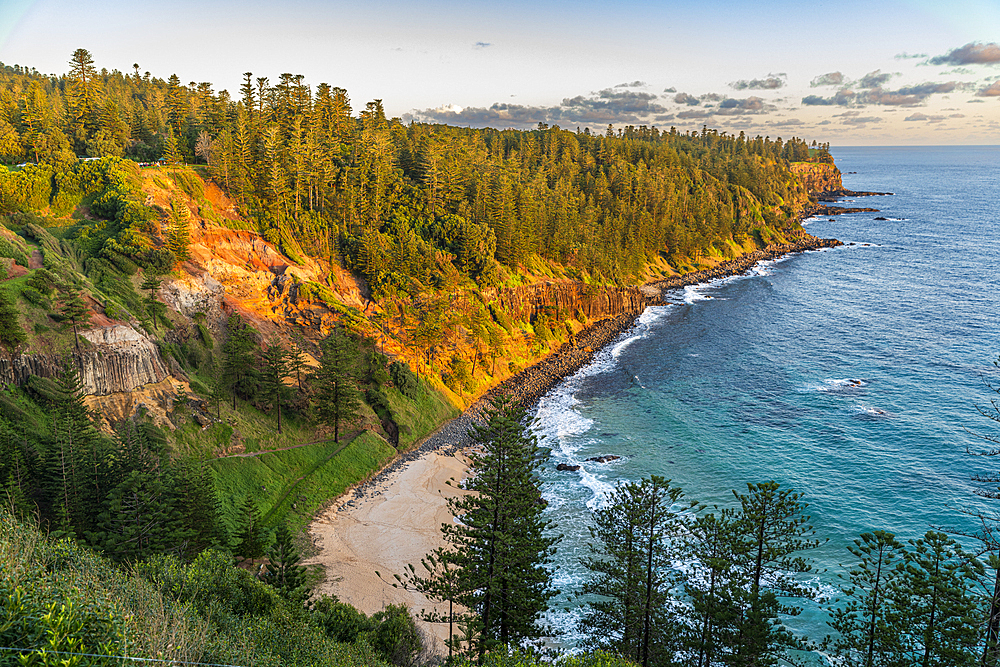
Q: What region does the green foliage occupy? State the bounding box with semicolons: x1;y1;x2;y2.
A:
368;604;423;667
0;235;29;267
314;327;362;442
262;523;310;601
436;395;559;658
389;360;419;398
197;322;213;348
451;647;639;667
0;289;28;361
234;494;269;561
578;476;692;666
314;595;375;643
221;313;260;407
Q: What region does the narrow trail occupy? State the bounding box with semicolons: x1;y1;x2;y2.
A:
216;435;335;458
260;429;367;525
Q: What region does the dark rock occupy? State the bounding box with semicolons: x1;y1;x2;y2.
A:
587;455;621;464
874;216;887;221
556;463;582;472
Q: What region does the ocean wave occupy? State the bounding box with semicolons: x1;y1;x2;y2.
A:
682;284;716;304
853;405;891;419
802;378;868;392
611;305;672;359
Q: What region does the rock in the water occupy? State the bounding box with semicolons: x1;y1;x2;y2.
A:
556;463;581;472
586;455;621;464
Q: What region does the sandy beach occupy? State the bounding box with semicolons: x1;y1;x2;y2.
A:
305;449;470;654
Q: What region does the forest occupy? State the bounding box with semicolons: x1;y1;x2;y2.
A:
0;49;830;296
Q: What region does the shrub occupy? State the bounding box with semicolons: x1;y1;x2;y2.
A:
388;361;419;399
19;285;47;307
366;387;392;417
104;300;129;321
367;604;422;667
314;595;374;644
197;323;213;348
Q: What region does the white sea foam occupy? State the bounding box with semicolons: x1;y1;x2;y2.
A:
682;284;714;304
533;307;671;508
802;378;868;392
853;405;890;418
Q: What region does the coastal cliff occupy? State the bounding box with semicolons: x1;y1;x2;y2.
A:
790;161;843;194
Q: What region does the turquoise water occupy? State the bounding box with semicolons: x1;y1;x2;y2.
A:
531;146;1000;648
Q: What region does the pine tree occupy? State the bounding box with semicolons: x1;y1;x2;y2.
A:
824;530;907;667
262;522;309;601
682;509;746;667
578;475;692;667
0;289;28;365
139;273;164;333
58;290;91;353
166;197;192;264
437;395;559;658
314;327;361;442
259;337;290;433
89;469;189;562
221;314;259;409
889;531;981;667
731;481;823;665
162;130;182;165
234;494;268;562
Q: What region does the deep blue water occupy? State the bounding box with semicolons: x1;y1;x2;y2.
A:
531;146;1000;649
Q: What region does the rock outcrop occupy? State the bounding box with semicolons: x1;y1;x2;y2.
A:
0;325;171;396
790;162;843;194
490;282;651;324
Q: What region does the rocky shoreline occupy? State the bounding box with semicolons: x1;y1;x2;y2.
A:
643;234;843;299
334;233;842;508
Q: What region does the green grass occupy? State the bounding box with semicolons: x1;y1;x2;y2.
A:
169;391;318;460
210;431;396;533
382;379;458;450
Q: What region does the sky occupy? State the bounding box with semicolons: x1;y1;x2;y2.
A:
1;0;999;144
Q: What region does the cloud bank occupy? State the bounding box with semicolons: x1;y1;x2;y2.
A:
930;42;1000;66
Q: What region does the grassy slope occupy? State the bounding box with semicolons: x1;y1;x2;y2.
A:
210;430;397;532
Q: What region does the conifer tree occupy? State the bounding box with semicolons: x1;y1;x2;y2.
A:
888;531;981;667
682;509;746;666
0;289;28;365
90;469;188;562
731;481;822;665
578;475;692;667
221;314;259;409
259;337;290;433
824;530;907;667
263;522;309;601
58;290;91;353
166;197;192;264
314;327;361;442
234;494;268;562
140;273;164;333
437;395;559;658
162;131;182;165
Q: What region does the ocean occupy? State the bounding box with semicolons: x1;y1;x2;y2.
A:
531;145;1000;651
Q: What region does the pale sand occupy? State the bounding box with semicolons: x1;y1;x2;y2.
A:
305;450;470;654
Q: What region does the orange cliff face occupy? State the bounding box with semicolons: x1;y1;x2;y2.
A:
790;161;844;194
146;170;374;344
